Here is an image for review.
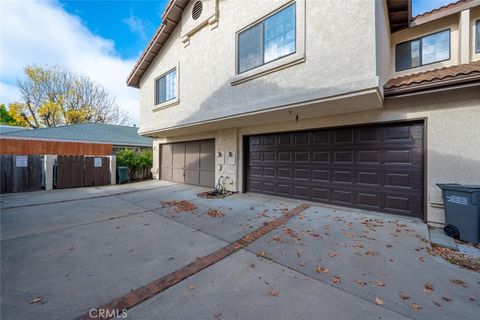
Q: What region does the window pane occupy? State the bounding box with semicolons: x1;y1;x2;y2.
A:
155;69;176;105
395;40;420;71
421;30;449;65
238;23;263;73
476;20;480;53
264;4;296;63
165;69;176;101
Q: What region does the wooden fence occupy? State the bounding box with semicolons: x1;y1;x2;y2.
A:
56;155;110;189
0;138;112;155
0;155;43;193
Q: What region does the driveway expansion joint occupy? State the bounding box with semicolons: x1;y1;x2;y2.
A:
77;203;310;320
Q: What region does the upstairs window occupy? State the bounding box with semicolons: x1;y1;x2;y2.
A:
155;69;177;105
237;3;296;74
476;19;480;53
395;29;450;71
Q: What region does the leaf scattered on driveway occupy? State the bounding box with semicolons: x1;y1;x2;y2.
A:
29;296;42;304
161;200;197;213
207;209;224;217
331;275;341;284
316;265;329;274
449;279;467;288
410;303;422;311
399;292;410;300
269;290;279;297
442;296;453;302
423;282;434;294
374;297;384;305
353;280;367;286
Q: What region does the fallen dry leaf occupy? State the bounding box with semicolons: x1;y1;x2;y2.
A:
423;282;434;294
329;251;338;258
269;290;279;297
29;296;42;304
442;296;453;302
374;297;384;305
449;279;467;288
207;209;224;217
161;200;197;213
188;285;196;290
419;256;425;263
257;251;265;257
250;263;255;268
316;265;329;274
365;250;378;256
432;300;442;307
399;292;410;300
354;280;367;286
410;303;422;311
352;242;364;249
373;281;385;287
281;251;287;255
299;262;305;267
331;275;341;284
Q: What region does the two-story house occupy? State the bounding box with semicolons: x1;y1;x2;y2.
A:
127;0;480;225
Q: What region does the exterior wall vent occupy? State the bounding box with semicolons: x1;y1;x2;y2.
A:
192;1;203;20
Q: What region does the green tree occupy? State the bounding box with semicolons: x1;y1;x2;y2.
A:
0;103;27;126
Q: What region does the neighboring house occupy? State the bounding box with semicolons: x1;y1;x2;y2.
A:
128;0;480;225
0;123;152;156
0;125;30;134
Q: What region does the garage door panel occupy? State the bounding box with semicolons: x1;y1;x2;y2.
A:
200;140;215;171
161;139;214;188
185;143;200;169
246;122;424;218
161;144;173;167
199;171;214;188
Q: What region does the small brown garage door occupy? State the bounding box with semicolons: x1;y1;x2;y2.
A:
246;122;424;218
161;139;215;188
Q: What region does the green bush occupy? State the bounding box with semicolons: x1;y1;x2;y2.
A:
116;149;152;170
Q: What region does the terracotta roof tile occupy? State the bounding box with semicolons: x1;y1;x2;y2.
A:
384;61;480;90
412;0;467;20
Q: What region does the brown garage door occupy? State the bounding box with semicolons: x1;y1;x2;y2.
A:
246;122;424;218
161;139;215;188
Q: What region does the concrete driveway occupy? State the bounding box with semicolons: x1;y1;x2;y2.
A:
1;181;478;320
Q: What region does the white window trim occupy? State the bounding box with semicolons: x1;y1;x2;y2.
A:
153;62;180;112
231;0;305;86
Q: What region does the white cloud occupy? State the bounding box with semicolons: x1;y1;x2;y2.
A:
0;0;140;124
123;14;148;40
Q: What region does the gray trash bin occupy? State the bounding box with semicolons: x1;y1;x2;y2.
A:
437;184;480;243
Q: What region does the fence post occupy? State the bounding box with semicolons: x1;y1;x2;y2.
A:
44;155;57;191
109;155;116;185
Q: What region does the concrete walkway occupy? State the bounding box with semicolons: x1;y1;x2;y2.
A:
1;181;478;320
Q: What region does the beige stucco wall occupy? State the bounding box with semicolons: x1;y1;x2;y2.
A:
152;87;480;224
139;0;379;135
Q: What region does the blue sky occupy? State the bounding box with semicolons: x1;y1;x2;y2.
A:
0;0;457;125
60;0;169;60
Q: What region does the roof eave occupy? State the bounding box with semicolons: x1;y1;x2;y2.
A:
384;73;480;96
410;0;480;28
126;0;188;88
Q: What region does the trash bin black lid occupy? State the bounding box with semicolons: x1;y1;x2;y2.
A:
437;183;480;193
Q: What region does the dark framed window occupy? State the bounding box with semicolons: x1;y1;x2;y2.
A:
155;69;177;105
395;29;450;71
476;19;480;54
237;3;296;74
